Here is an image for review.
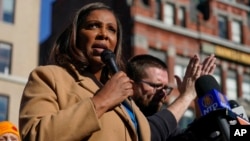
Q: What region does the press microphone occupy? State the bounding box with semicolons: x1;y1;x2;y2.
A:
195;75;231;141
229;100;249;121
185;75;249;141
195;75;231;116
228;100;250;125
101;49;119;74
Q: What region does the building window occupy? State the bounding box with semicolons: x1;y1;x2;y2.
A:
178;7;186;27
242;74;250;101
228;0;235;2
155;0;161;20
0;0;15;23
174;56;190;78
218;15;228;39
174;57;189;93
174;64;186;78
0;42;12;74
213;67;221;85
163;3;175;26
226;70;237;100
148;48;166;62
142;0;149;6
0;95;9;121
232;20;242;43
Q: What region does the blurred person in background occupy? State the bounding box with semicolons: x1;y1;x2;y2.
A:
0;121;21;141
126;54;216;140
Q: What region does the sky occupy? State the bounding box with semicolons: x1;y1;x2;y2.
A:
39;0;55;43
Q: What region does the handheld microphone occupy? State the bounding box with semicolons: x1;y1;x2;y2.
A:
101;49;119;74
101;50;134;116
195;75;231;116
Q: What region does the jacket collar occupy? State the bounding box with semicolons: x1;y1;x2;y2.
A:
67;64;101;94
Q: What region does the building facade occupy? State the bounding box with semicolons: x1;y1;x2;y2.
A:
0;0;40;125
40;0;250;128
129;0;250;125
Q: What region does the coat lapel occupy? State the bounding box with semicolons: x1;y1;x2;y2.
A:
73;69;101;95
114;103;138;140
131;100;151;141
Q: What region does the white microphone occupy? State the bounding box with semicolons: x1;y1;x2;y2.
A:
229;100;249;121
229;100;250;125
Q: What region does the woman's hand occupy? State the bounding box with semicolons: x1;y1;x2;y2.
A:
92;71;133;118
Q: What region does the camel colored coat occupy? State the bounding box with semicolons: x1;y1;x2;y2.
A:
19;65;150;141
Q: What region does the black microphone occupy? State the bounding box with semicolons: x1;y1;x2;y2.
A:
185;75;249;141
101;49;133;102
101;49;119;74
195;75;249;125
195;75;231;116
194;75;231;141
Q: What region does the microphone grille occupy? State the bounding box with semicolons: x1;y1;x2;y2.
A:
195;75;221;98
101;49;115;63
228;100;240;108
